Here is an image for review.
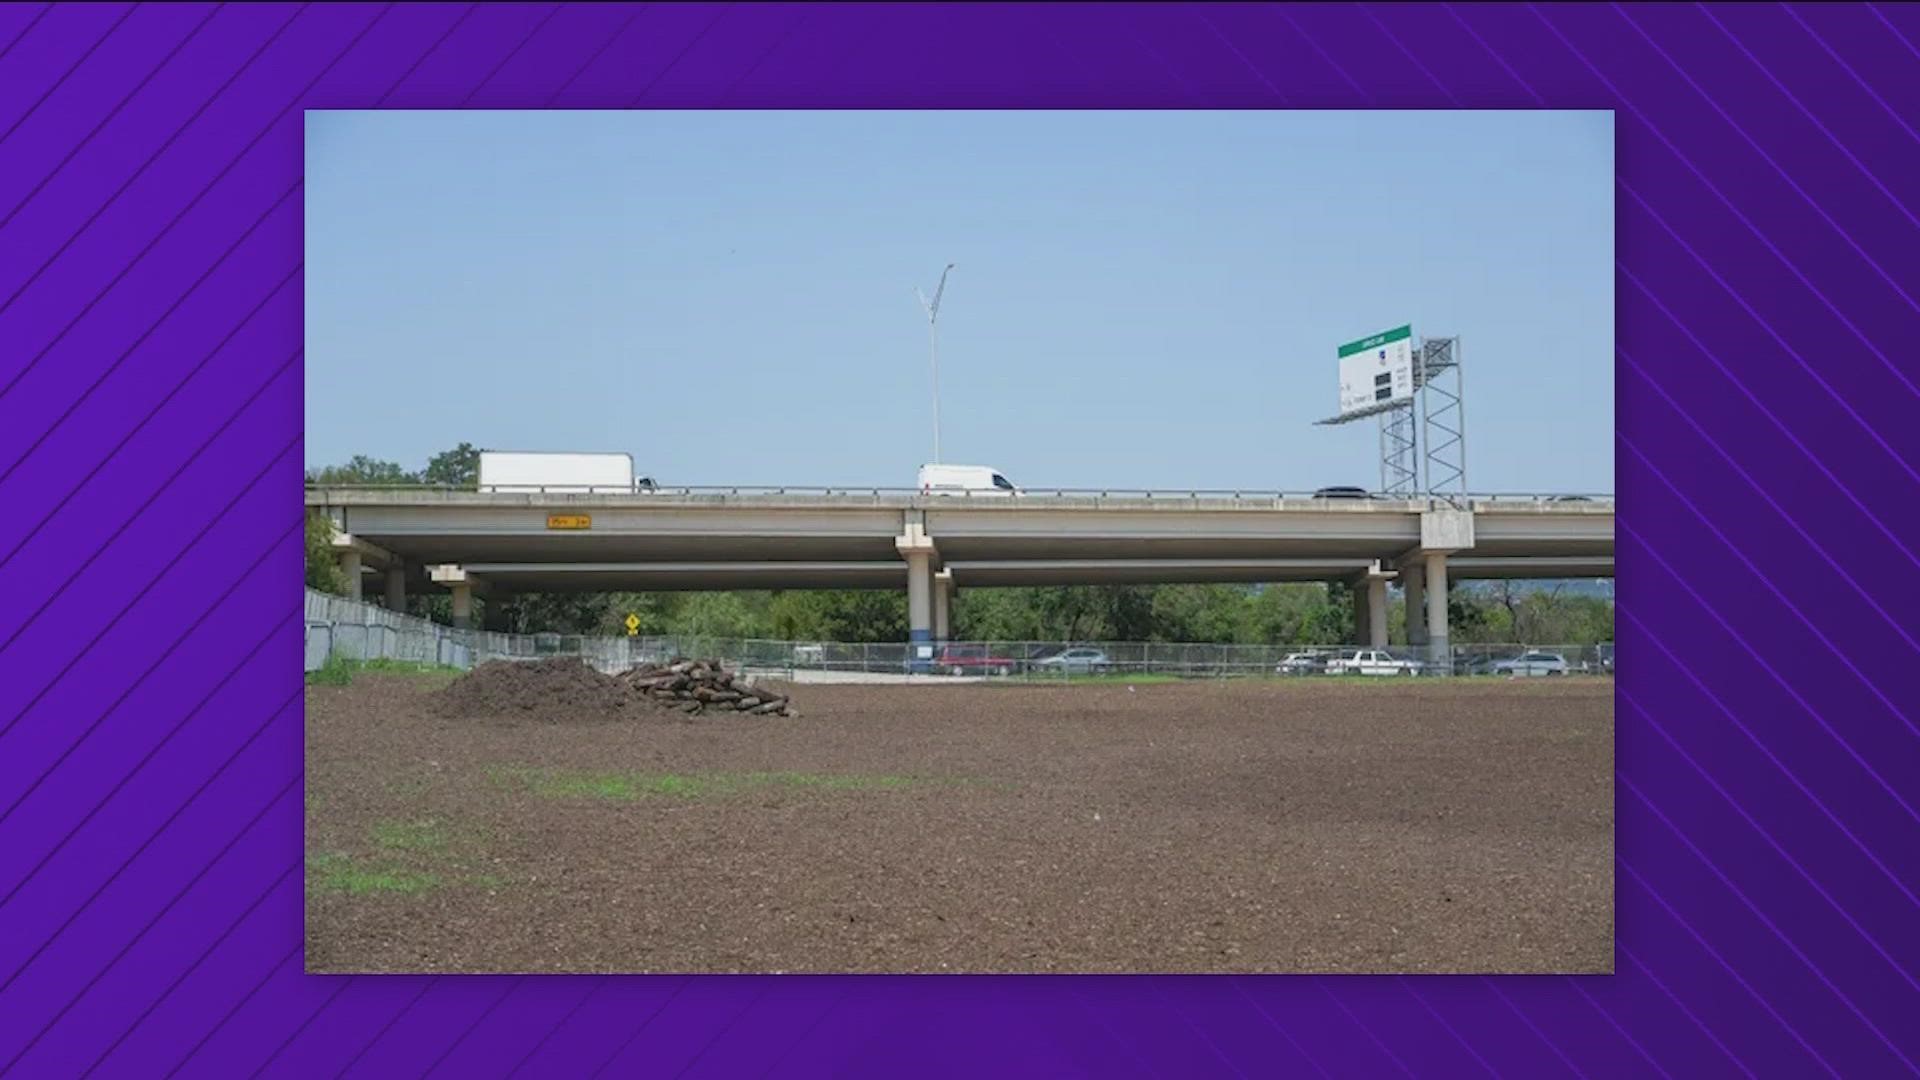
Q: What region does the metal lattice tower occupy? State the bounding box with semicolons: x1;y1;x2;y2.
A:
1416;336;1467;505
1316;333;1468;502
1378;402;1419;496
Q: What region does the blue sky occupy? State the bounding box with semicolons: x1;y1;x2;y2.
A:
305;110;1612;492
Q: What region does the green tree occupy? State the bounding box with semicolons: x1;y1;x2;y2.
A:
304;511;347;594
672;592;770;638
1248;583;1346;645
952;587;1047;641
1151;585;1253;643
768;590;905;642
305;455;415;486
423;442;481;489
498;593;614;635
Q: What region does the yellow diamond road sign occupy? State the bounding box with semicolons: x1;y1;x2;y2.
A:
624;613;640;636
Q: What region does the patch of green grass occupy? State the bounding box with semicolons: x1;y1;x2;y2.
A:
754;771;914;791
305;655;358;686
1003;672;1188;685
495;767;921;801
308;852;440;895
372;818;447;852
305;657;463;687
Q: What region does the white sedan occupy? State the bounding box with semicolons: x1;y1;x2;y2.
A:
1325;649;1421;676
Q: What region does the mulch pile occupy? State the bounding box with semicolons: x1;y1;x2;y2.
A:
618;658;800;718
432;656;797;720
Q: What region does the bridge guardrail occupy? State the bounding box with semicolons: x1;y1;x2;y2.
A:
305;482;1613;506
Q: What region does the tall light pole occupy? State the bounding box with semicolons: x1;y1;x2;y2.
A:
916;263;955;464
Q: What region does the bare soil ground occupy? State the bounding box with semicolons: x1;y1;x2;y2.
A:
305;672;1612;973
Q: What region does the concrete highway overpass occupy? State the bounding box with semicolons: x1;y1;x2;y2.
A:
307;487;1613;654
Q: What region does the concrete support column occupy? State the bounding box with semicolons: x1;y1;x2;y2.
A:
1366;574;1389;650
933;569;953;645
1417;509;1473;675
338;550;362;602
1403;564;1427;647
384;564;406;611
897;524;938;672
430;565;485;632
1425;551;1450;670
905;551;933;659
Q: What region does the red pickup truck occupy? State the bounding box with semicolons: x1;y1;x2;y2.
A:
935;644;1018;676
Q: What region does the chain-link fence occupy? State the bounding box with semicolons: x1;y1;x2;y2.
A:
305;591;1612;679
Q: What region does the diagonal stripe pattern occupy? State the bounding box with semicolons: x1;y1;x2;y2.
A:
0;2;1916;1075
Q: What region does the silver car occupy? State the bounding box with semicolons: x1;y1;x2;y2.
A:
1275;652;1327;675
1031;647;1111;675
1493;651;1570;677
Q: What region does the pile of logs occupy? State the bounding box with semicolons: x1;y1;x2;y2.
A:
620;658;798;718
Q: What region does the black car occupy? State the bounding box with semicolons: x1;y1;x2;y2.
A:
1313;486;1373;500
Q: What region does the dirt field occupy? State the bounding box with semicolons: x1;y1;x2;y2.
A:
305;671;1613;974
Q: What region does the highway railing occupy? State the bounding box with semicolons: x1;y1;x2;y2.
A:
305;481;1613;506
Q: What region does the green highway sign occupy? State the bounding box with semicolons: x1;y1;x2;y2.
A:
1338;324;1413;359
1336;323;1416;415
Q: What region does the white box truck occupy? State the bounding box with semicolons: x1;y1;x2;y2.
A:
477;451;635;493
917;463;1019;496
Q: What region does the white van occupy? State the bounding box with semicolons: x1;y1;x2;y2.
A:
918;463;1019;497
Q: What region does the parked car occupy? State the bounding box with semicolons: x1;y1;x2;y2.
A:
1325;649;1421;676
1458;654;1501;676
1313;486;1373;500
1493;651;1570;677
1030;647;1111;675
1275;652;1327;675
936;644;1019;676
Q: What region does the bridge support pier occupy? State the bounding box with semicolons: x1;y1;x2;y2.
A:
1367;573;1390;650
451;584;473;630
1415;509;1473;675
1402;563;1426;647
897;526;938;672
1355;561;1395;650
429;565;488;632
338;550;363;602
384;563;406;612
933;569;953;645
1424;552;1450;672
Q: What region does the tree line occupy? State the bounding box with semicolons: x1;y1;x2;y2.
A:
306;446;1613;646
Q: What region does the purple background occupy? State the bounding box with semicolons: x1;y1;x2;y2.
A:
1;1;1916;1074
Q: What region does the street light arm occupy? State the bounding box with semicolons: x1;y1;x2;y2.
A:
922;263;956;323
